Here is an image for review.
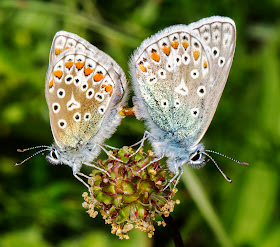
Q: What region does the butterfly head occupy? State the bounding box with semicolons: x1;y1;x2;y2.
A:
46;147;62;165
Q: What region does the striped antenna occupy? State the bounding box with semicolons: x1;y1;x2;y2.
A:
205;150;249;166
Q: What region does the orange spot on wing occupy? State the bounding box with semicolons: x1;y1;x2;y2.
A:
94;72;103;82
109;90;113;96
102;84;106;88
105;85;113;92
65;61;73;69
182;41;189;49
49;79;54;88
193;49;200;60
139;64;147;72
84;67;94;76
55;48;63;55
162;45;170;56
171;40;179;49
65;46;70;50
75;62;85;70
151;52;160;62
54;70;63;79
203;59;208;68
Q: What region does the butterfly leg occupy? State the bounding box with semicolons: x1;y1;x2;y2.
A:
172;166;184;189
103;144;119;150
98;144;124;163
136;155;164;175
84;161;111;177
74;172;91;192
163;166;183;191
128;131;150;157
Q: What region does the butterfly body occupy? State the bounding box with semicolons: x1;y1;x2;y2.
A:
130;16;236;178
27;31;127;185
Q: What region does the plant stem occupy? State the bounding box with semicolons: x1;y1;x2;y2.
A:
162;215;184;247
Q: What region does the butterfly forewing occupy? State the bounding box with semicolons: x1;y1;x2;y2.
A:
131;17;236;148
46;32;127;148
131;26;212;141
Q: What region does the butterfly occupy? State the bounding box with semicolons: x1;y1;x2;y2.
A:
16;31;128;189
129;16;248;187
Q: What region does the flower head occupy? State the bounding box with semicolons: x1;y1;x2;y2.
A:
82;146;180;239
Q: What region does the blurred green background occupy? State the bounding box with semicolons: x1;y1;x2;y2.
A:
1;0;280;246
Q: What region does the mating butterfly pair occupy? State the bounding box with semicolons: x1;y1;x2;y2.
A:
17;16;247;189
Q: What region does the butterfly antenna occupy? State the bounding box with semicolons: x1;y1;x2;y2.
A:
17;145;50;153
205;150;249;166
15;148;50;166
202;152;232;183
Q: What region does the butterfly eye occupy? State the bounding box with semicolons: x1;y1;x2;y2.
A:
191;153;201;161
190;152;202;162
51;150;58;160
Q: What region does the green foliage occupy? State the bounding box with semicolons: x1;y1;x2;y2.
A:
1;0;280;246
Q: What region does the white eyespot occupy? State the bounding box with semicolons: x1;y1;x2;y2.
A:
182;53;190;65
86;88;94;99
84;112;91;121
191;69;199;79
81;82;88;92
73;112;81;122
218;57;225;67
98;106;106;115
174;99;181;108
65;75;73;84
197;86;206;97
95;92;104;102
212;47;219;58
175;78;188;96
158;69;166;79
161;99;169;108
190;108;199;117
166;63;174;72
52;103;60;113
57;88;65;98
67;94;81;111
58;119;67;129
148;75;157;84
175;55;181;66
73;76;80;87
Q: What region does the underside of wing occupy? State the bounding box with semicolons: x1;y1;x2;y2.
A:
46;45;127;148
130;17;236;147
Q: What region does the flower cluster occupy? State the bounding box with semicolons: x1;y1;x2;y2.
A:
82;146;180;239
